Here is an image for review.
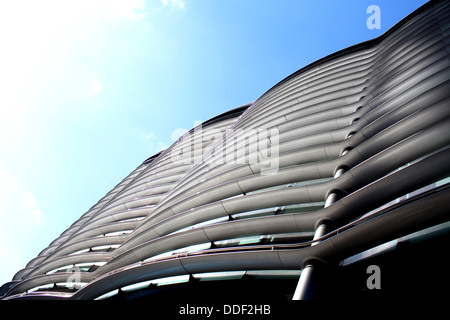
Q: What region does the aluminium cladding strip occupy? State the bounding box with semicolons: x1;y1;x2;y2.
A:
2;0;450;299
11;114;244;281
4;147;450;299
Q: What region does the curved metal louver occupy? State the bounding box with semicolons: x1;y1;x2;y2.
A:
1;0;449;300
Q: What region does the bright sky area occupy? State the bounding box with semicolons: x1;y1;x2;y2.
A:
0;0;429;286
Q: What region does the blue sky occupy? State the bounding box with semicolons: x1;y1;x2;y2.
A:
0;0;429;286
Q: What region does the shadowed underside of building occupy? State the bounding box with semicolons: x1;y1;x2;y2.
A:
1;0;449;301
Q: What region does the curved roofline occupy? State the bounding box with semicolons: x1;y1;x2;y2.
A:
142;102;253;164
195;101;252;129
143;0;435;166
255;0;436;102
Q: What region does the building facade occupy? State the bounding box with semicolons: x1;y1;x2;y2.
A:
1;0;449;300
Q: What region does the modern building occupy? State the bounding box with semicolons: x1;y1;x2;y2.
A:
1;0;449;301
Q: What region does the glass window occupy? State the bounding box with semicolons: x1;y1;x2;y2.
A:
46;264;73;275
358;177;449;221
28;283;54;293
103;229;133;237
90;244;120;253
142;242;211;263
192;271;245;281
246;270;301;279
121;280;152;292
152;275;190;286
341;221;450;266
168;216;229;235
94;289;119;300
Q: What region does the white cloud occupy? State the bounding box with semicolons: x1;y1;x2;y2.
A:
0;165;45;285
23;192;43;223
0;0;147;113
91;79;104;95
171;128;189;141
143;132;168;153
0;237;24;285
0;166;44;226
143;132;155;142
157;142;169;151
97;0;148;20
161;0;185;9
